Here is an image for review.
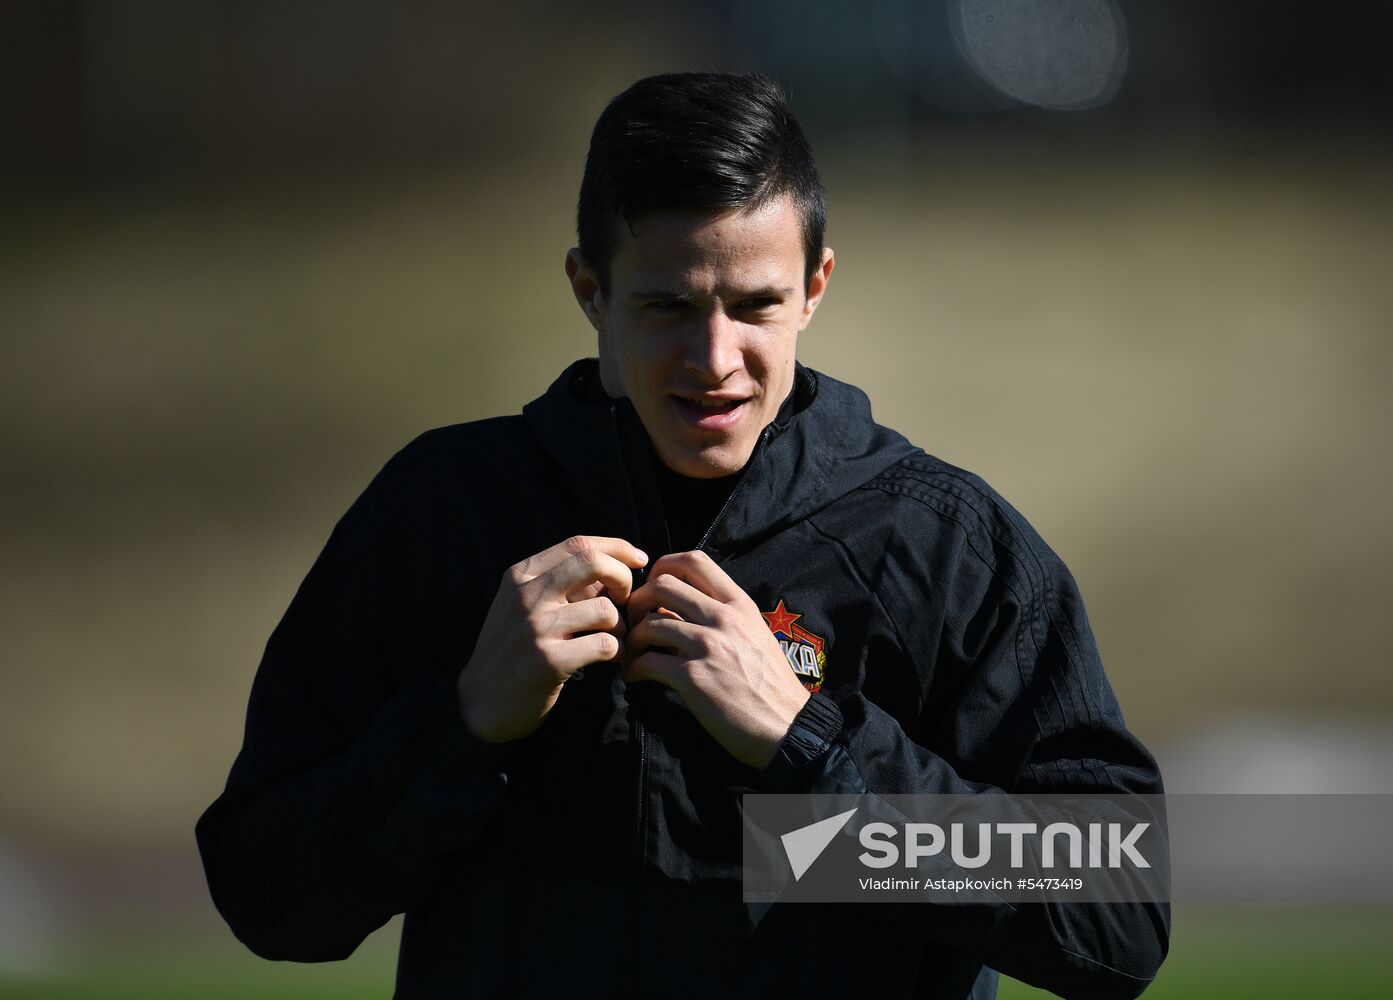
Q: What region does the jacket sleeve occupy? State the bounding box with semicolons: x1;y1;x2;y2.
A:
761;521;1169;1000
194;461;509;962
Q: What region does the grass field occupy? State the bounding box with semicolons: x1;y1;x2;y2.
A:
3;909;1390;998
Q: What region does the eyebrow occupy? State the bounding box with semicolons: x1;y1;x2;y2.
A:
628;289;697;303
627;286;796;302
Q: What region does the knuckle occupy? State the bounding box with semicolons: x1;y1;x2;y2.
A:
506;563;529;587
563;535;592;556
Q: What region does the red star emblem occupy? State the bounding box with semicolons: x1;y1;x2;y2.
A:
761;598;801;638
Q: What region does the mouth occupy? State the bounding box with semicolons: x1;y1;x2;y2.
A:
670;394;750;431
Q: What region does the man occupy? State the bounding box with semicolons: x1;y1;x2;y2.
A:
196;73;1168;998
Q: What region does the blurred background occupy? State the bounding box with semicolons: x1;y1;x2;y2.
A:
2;0;1390;996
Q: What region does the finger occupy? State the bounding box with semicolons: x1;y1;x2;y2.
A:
512;535;648;584
626;613;701;658
627;572;716;626
550;631;624;674
533;549;639;605
566;580;606;603
623;649;684;689
546;597;624;639
644;550;743;604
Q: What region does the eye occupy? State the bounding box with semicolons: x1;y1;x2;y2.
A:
644;299;690;313
736;297;780;311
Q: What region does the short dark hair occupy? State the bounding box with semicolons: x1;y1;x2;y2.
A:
577;72;826;295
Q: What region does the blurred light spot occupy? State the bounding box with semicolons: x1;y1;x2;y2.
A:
1160;714;1393;793
874;0;1015;114
953;0;1129;110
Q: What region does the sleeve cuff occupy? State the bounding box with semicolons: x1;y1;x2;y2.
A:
760;693;844;791
426;670;514;778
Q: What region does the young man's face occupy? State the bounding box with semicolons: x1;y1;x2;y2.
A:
566;194;834;479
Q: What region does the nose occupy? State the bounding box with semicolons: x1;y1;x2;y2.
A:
684;306;741;383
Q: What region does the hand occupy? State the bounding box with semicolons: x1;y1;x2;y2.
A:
624;551;810;769
456;535;648;743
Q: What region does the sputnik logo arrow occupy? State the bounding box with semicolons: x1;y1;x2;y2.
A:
781;807;858;881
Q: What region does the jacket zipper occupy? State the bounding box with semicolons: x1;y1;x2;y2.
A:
609;399;649;1000
696;424;774;553
627;418;773;998
627;711;646;998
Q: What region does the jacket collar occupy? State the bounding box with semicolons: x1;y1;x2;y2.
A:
523;358;916;559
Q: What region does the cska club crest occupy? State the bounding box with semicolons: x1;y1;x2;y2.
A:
761;599;827;692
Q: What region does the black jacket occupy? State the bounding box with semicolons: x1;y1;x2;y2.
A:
195;359;1169;999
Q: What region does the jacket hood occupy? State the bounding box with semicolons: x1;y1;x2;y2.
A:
523;358;916;558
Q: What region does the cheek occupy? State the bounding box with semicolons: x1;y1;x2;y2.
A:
610;336;670;394
751;337;794;376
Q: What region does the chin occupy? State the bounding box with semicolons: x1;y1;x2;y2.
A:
662;443;748;479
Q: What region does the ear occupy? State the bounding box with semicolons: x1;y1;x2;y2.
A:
798;247;835;332
565;248;605;332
